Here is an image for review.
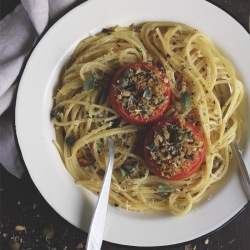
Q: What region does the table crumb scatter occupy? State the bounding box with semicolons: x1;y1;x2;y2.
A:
76;242;84;249
15;225;26;232
1;155;249;250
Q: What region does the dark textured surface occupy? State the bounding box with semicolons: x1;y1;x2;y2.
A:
1;166;250;250
1;0;250;249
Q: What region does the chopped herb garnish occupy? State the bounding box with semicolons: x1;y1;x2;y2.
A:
182;91;191;110
158;184;172;196
50;107;64;121
110;62;171;124
145;118;205;180
102;28;112;34
121;168;127;178
65;135;75;147
120;158;138;178
135;46;142;52
83;74;95;92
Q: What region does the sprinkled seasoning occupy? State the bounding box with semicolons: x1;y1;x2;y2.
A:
110;62;170;124
117;67;166;118
152;124;200;177
145;118;205;180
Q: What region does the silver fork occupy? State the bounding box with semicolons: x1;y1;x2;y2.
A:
85;136;115;250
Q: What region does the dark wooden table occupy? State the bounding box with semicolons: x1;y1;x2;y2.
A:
1;0;249;249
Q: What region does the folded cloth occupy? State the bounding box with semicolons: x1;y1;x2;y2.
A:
0;0;78;178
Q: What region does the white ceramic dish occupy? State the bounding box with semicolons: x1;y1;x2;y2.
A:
15;0;250;247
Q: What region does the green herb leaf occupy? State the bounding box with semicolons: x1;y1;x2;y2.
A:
121;168;127;178
158;184;172;196
182;91;191;110
65;135;75;147
83;74;95;92
135;46;142;53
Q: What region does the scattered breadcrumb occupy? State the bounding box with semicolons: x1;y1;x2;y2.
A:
15;225;25;232
76;242;84;248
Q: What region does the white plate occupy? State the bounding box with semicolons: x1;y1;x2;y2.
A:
15;0;250;247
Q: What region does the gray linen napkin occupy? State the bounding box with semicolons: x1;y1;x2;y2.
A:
0;0;77;178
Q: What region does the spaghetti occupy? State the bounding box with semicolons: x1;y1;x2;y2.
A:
51;22;244;215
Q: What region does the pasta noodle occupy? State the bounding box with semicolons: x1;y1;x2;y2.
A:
51;22;244;215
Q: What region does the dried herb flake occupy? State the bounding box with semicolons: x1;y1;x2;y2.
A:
66;135;75;147
182;91;191;110
83;74;95;92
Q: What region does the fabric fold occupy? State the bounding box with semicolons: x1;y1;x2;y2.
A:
21;0;49;35
0;0;78;178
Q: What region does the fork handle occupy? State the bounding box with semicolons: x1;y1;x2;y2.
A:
232;141;250;201
85;137;115;250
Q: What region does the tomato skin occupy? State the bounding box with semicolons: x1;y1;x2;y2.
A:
109;62;171;125
144;118;205;180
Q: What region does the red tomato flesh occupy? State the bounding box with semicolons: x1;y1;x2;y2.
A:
144;118;205;180
109;62;171;125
